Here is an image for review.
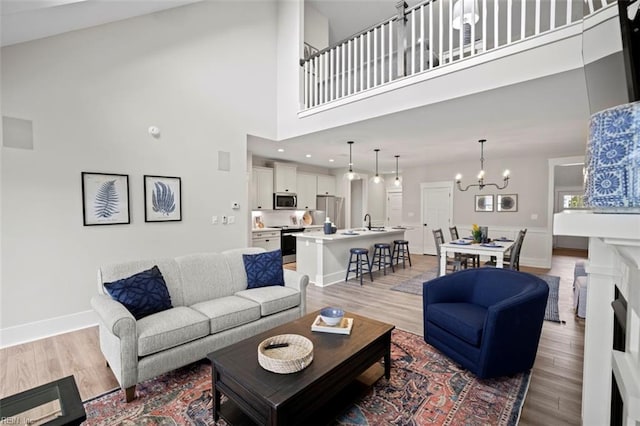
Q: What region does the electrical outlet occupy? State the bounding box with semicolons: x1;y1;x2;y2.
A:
212;216;218;224
222;215;228;224
228;216;235;224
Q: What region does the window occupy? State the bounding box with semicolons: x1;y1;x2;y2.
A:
562;194;585;209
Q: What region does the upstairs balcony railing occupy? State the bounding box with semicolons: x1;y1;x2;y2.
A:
300;0;611;111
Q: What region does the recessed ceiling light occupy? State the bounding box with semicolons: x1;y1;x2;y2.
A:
277;148;284;152
305;154;312;158
329;159;335;162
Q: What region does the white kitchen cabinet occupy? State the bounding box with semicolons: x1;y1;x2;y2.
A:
251;230;280;251
297;172;317;210
317;174;336;195
273;162;297;193
252;167;273;210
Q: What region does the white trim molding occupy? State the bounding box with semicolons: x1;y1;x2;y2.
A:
0;309;97;348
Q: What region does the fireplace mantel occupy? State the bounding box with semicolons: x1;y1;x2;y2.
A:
554;210;640;425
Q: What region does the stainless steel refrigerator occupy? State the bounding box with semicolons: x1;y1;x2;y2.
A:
316;195;345;229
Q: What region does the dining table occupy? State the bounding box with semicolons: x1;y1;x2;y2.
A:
438;238;515;276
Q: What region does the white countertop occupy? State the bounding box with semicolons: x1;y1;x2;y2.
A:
252;225;324;232
295;227;406;241
252;227;280;232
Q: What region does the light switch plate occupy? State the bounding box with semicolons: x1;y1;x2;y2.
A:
212;216;218;224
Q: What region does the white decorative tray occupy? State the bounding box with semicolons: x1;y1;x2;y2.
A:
311;315;353;335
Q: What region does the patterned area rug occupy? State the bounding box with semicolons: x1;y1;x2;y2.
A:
390;270;562;322
83;330;530;425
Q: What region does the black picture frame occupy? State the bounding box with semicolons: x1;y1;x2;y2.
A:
475;194;494;212
81;172;130;226
144;175;182;222
497;194;518;212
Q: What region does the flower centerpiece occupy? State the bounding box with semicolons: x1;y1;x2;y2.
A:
472;224;482;243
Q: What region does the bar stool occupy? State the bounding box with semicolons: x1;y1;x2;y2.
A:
371;243;395;275
345;248;374;285
392;240;412;268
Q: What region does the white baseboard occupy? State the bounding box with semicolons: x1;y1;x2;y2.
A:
0;310;98;349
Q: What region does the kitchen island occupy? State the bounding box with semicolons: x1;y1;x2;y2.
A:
296;228;406;286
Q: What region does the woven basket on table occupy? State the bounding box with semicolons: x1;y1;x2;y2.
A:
258;334;314;374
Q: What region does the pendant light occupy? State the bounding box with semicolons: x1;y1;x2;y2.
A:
370;149;384;184
455;139;510;191
394;155;401;186
343;141;361;180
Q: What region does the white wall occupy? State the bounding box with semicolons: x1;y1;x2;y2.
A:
400;153;572;267
0;1;278;345
367;179;386;226
304;2;329;50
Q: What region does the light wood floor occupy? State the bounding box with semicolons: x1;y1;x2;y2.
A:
1;250;585;425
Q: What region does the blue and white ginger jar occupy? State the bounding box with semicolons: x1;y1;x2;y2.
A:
584;101;640;211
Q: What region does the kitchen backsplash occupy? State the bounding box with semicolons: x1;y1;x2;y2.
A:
252;210;326;228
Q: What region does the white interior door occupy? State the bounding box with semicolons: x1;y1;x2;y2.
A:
386;191;402;226
421;182;453;255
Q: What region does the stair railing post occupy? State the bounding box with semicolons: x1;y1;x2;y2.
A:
395;1;408;78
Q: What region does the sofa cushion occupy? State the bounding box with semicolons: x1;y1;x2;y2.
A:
242;249;285;289
223;247;266;293
235;286;301;316
137;306;209;356
104;266;173;320
99;258;184;307
190;296;261;334
427;302;487;347
175;253;234;305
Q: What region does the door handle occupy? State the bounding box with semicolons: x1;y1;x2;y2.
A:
423;223;428;227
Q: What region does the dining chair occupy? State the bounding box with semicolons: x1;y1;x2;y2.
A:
433;228;466;276
485;228;527;270
449;226;479;267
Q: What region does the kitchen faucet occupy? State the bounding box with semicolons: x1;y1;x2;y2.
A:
364;214;372;231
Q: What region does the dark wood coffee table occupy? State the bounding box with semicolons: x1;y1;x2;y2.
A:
207;310;394;426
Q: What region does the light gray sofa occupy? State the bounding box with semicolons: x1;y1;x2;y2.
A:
90;247;308;402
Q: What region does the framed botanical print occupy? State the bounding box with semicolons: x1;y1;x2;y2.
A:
81;172;130;226
497;194;518;212
144;175;182;222
475;194;494;212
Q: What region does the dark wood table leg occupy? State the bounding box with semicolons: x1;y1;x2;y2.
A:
384;332;392;379
212;366;220;422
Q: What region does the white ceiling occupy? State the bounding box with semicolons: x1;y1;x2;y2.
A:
0;0;203;47
1;0;591;174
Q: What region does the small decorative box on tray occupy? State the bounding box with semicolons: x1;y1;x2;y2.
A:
311;315;354;335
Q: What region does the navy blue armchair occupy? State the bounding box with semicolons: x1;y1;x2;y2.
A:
423;268;549;379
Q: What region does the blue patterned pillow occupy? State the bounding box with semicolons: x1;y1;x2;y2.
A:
243;249;285;289
104;266;173;320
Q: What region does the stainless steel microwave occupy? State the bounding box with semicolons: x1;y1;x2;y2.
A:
273;193;297;209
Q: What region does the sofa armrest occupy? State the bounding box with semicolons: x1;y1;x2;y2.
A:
90;294;136;338
284;269;309;315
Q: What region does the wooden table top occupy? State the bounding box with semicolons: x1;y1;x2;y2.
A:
207;310;395;406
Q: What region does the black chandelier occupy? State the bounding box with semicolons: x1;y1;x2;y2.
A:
455;139;510;191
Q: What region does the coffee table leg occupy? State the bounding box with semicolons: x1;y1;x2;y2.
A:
384;333;392;379
212;366;220;421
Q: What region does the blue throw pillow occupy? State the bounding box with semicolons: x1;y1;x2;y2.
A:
243;249;285;289
104;265;173;320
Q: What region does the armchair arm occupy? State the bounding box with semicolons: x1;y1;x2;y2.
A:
477;288;547;378
284;269;309;315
